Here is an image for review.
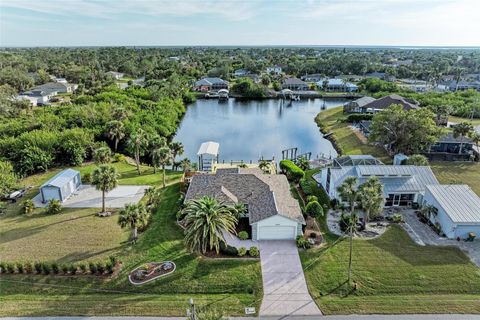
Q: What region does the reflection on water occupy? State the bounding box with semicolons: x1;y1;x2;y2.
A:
174;98;346;162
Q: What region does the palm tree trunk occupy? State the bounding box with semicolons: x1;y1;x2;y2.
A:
153;164;156;174
348;227;353;286
162;166;166;188
114;139;118;151
133;227;138;243
459;136;464;155
135;148;141;175
102;190;106;213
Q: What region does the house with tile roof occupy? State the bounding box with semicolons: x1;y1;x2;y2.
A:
194;77;229;92
185;168;305;240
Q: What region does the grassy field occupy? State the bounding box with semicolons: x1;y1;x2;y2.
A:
431;161;480;196
0;162;262;316
301;225;480;314
316;106;390;163
449;115;480;125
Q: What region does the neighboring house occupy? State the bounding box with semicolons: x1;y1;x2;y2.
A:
106;71;124;80
31;82;75;94
360;94;420;113
365;72;396;82
185;167;305;240
423;185;480;239
266;65;282;75
194;77;229;92
343;96;376;113
314;159;439;207
40;169;81;203
17;90;54;106
234;69;249;77
423;132;476;161
440;80;480;92
316;78;358;92
282;77;309;91
301;73;323;82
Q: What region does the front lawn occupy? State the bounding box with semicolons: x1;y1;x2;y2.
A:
316;107;390;163
431;161;480;196
0;163;262;316
301;225;480;314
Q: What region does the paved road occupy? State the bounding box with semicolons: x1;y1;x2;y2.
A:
3;315;480;319
258;241;322;316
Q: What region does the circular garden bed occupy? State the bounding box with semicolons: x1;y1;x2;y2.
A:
128;261;176;285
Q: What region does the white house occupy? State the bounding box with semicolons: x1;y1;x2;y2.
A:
314;156;439;207
106;71;125;80
185;168;305;240
316;78;359;92
40;169;81;203
266;65;282;75
423;185;480;239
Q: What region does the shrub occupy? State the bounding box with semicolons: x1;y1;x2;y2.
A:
46;199;62;215
113;153;126;163
6;262;16;273
24;262;33;274
23;199;35;214
41;262;51;274
238;231;249;240
296;236;311;249
34;262;42;273
82;172;92;183
79;263;87;273
238;247;247;257
89;262;97;274
339;212;350;232
0;262;6;273
306;195;318;203
219;242;238;256
299;178;315;195
279;160;304;182
61;264;69;274
16;262;24;273
69;264;77;275
51;263;60;274
109;256;117;266
305;201;324;218
392;214;404;223
346;113;374;123
106;262;114;274
249;246;260;257
96;262;105;274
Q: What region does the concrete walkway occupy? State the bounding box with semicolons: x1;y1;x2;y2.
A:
258;241;322;317
222;229;257;249
402;210;480;267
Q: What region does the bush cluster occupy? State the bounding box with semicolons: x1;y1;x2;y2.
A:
345;113;374;123
237;247;247;257
279;160;304;182
248;246;259;257
296;236;311;249
238;231;249;240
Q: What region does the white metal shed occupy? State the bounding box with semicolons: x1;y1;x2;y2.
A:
40;169;81;203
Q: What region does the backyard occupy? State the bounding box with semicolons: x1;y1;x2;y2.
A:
0;162;262;316
431;161;480;196
299;171;480;314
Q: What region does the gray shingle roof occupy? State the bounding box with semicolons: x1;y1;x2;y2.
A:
195;77;228;86
283;77;308;86
362;94;420;111
426;185;480;224
185;168;304;224
32;82;69;95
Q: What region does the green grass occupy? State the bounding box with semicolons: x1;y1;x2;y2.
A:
316;107;390;163
0;162;262;316
431;161;480;196
449;115;480;126
300;225;480;314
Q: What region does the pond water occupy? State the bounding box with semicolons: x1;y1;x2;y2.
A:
174;98;347;162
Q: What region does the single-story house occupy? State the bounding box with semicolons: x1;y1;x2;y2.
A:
266;65;282;75
106;71;124;80
423;184;480;239
17;90;54;106
440;80;480;92
316;78;358;92
32;82;75;94
234;69;249;77
360;94;420;113
282;77;309;91
40;169;81;203
185;168;305;240
365;72;396;82
301;73;323;82
423;132;476;161
314;160;439;207
332;155;384;168
343;96;376;113
194;77;229;92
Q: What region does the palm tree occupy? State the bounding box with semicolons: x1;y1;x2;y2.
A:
127;129;148;175
153;146;172;188
91;165;119;215
149;135;167;174
93;146;112;164
106;120;125;152
180;158;192;173
170;141;184;170
421;204;437;221
182;197;238;254
258;160;270;174
453;122;474;155
337;176;359;286
112;107;129;121
118;203;150;243
358;177;384;223
470;131;480;159
405;154;429;166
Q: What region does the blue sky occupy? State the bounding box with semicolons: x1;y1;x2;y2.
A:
1;0;479;47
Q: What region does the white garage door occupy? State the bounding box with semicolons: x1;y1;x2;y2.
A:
258;226;296;240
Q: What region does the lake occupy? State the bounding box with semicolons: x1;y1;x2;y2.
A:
174;98;347;163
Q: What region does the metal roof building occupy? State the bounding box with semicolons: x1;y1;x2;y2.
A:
40;169;81;203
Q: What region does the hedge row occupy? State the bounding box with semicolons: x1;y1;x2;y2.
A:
0;256;119;276
345;113;374;123
279;160;304;182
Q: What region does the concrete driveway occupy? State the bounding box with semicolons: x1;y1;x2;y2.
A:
259;241;322;316
33;184;148;208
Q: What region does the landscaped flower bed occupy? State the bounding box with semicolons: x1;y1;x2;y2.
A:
128;261;176;285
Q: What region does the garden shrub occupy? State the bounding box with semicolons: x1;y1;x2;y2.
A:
96;262;105;274
305;201;324;218
41;262;51;274
79;263;87;273
34;262;42;273
249;246;259;257
392;214;404;223
306;195;318;203
346;113;374;123
279;160;304;182
23;199;35;215
51;263;60;274
46;199;62;215
6;262;15;273
69;264;77;275
82;172;92;183
89;262;97;274
0;262;5;273
296;236;311;249
24;262;33;274
109;256;117;266
61;264;69;274
238;231;249;240
238;247;247;257
16;262;24;273
106;262;114;274
113;153;126;163
339;212;350;232
219;242;238;256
